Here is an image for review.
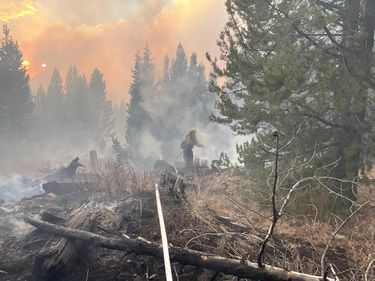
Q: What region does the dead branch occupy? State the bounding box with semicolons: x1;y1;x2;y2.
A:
24;216;334;281
257;131;280;268
320;201;370;277
365;259;375;281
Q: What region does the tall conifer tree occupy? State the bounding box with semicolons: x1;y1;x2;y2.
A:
0;25;33;143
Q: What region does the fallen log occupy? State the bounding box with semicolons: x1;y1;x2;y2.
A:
25;216;333;281
42;181;94;195
34;205;96;279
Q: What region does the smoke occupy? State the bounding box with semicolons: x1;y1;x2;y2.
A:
133;50;248;167
0;0;236;177
138;131;163;161
0;175;44;202
2;0;226;102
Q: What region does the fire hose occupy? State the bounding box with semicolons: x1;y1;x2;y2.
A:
154;183;173;281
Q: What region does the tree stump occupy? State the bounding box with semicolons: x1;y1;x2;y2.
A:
34;204;96;279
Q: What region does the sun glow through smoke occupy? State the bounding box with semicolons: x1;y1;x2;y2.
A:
2;0;226;102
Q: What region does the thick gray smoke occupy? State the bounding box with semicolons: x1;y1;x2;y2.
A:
140;88;246;163
128;47;249;167
0;175;44;202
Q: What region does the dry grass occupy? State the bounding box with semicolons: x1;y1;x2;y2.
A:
93;159;154;198
185;170;375;280
88;162;374;280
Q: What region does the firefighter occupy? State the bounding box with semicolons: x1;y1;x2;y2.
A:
180;129;202;170
63;157;84;178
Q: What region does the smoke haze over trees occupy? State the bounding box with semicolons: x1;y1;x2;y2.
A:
125;43;236;167
0;25;117;170
0;25;240;172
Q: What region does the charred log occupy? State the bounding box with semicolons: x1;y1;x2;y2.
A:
42;182;94;196
25;216;333;281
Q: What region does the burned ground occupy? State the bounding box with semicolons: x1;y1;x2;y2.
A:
0;168;374;281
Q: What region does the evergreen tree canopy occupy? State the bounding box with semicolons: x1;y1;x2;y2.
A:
65;65;79;104
171;43;188;81
210;0;375;199
47;68;64;102
89;68;115;148
44;68;67;137
126;51;154;160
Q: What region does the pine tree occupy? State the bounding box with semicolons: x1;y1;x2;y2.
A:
67;70;91;144
65;65;83;140
141;46;155;87
126;53;146;159
47;69;64;104
209;0;375;204
0;24;33;144
161;55;170;86
89;68;115;149
113;99;127;145
188;52;214;124
34;86;46;110
98;99;115;146
65;65;79;106
33;86;46;130
44;68;66;138
170;43;188;82
168;43;189;135
125;47;158;163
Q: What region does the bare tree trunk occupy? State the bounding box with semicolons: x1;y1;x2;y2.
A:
25;216;333;281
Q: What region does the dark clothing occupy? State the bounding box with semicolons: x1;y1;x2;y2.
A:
183;145;194;167
64;157;83;178
181;134;199;169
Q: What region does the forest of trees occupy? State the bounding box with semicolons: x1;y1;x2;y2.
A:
33;66;116;151
0;25;118;160
126;44;216;166
0;25;219;168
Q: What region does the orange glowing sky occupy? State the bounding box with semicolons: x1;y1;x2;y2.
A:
0;0;227;102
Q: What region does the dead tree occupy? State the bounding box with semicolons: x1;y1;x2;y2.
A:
25;216;334;281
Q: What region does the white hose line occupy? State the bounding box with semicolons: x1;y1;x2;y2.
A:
155;183;173;281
